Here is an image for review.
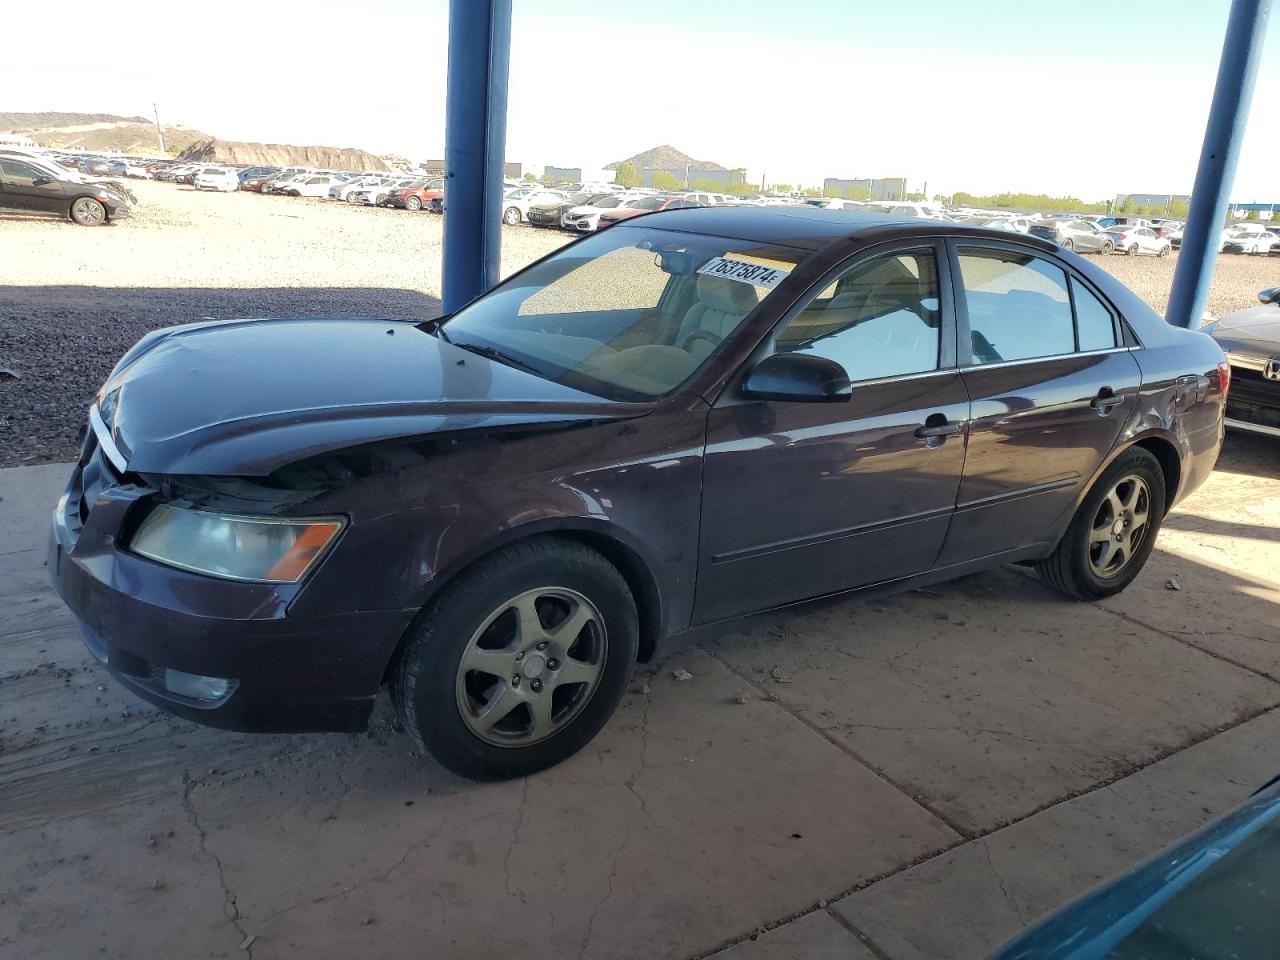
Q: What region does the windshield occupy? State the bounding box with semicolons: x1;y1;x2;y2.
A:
441;226;804;400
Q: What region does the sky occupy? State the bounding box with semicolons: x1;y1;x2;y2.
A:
4;0;1277;201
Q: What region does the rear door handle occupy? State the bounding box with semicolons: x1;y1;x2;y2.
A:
1090;387;1124;412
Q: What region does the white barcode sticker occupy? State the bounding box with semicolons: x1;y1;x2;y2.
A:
696;256;791;289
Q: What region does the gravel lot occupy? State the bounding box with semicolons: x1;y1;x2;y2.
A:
1;182;1274;466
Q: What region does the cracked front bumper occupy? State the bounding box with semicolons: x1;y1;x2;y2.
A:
48;449;413;733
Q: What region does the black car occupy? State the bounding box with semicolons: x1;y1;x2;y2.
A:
51;208;1226;780
0;156;132;225
1204;287;1280;437
527;191;607;228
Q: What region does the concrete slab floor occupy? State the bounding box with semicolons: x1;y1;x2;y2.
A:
1;434;1276;960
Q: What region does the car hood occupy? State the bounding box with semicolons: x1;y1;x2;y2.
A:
96;317;652;477
1211;306;1280;357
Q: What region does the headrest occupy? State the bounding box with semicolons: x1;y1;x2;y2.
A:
694;273;761;315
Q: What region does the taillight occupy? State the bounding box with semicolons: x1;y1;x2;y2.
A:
1217;361;1231;400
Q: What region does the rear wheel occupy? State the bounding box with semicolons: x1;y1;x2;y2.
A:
1061;238;1074;251
1126;243;1139;256
393;538;638;780
405;195;422;211
69;197;107;226
1158;244;1171;258
503;206;521;225
1101;240;1115;255
1036;447;1166;601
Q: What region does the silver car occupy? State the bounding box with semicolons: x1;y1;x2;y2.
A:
1028;219;1116;254
1105;225;1172;257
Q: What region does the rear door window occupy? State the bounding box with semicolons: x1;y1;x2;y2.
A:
958;248;1074;363
958;246;1121;363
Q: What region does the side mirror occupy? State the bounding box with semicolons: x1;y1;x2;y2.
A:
32;177;52;187
742;352;852;403
1259;287;1280;304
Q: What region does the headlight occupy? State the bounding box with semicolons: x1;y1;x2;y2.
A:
131;505;344;583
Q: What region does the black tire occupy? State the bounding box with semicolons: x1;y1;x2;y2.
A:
405;195;422;211
1036;446;1166;601
1101;241;1114;255
393;538;638;780
1158;244;1171;258
1126;243;1139;257
503;206;521;225
1061;238;1074;251
69;197;107;226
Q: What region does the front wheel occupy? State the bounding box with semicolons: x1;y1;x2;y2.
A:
405;195;422;211
70;197;107;226
393;538;638;780
1036;446;1166;601
503;206;521;225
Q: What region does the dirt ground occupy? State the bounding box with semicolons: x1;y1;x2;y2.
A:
1;432;1276;960
1;180;1277;466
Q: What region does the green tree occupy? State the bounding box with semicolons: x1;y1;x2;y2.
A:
614;162;642;188
768;183;793;194
1246;208;1261;221
522;172;536;182
802;187;821;197
651;170;683;191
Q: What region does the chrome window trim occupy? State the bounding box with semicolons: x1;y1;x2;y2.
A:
89;404;129;473
961;345;1135;372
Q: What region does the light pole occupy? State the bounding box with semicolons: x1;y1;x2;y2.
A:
152;103;166;154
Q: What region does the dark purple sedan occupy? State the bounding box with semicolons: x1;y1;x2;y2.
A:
50;207;1229;780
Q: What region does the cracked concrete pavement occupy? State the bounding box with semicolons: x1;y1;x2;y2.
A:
1;433;1276;959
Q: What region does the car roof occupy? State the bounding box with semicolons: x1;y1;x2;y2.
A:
614;205;1062;253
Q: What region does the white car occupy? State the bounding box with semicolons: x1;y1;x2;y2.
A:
1221;224;1278;254
866;200;948;220
501;188;567;225
330;175;393;202
1105;225;1172;257
351;177;421;206
278;174;348;198
561;194;653;232
193;167;241;192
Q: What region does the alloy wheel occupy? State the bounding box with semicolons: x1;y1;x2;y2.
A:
455;587;607;747
1088;475;1151;579
71;198;106;225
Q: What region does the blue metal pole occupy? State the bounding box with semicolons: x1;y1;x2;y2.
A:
442;0;512;314
1166;0;1272;329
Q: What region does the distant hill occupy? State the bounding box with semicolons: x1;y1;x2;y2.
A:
606;145;727;172
0;112;391;171
0;111;207;155
178;138;390;172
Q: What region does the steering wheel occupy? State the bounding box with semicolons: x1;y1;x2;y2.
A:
680;329;724;352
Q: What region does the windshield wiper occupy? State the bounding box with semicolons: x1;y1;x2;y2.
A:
455;342;545;377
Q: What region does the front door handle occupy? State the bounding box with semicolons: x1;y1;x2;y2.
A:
1090;387;1124;412
915;415;965;445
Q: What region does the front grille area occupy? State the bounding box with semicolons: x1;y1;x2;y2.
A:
1227;365;1280;427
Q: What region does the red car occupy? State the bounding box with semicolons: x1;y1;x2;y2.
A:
383;177;445;211
596;195;701;228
